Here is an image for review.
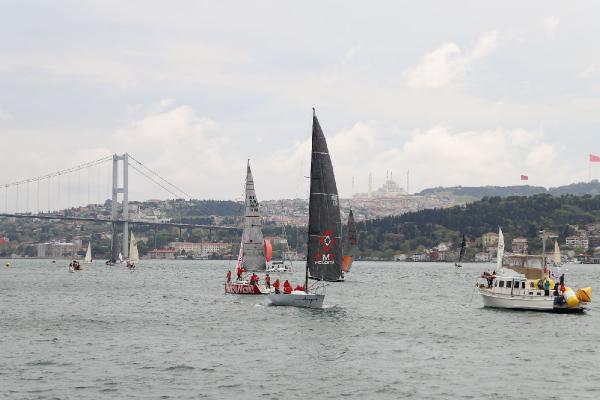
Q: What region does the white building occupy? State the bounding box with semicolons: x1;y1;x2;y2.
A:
565;235;589;250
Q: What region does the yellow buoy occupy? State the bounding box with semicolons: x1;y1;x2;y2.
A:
576;287;592;302
563;287;580;308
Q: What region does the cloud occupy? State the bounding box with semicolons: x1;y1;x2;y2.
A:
0;108;10;120
404;32;498;89
541;17;560;36
110;103;234;200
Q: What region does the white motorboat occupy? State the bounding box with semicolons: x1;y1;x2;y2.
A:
478;229;592;313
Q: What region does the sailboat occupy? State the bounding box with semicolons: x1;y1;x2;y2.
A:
341;210;357;275
268;109;343;308
127;232;139;269
225;161;271;295
454;234;466;268
551;240;562;267
84;242;93;264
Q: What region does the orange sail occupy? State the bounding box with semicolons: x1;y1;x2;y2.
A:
341;210;358;273
342;255;353;273
264;239;273;262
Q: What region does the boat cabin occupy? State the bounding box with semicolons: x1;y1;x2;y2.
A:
491;274;548;297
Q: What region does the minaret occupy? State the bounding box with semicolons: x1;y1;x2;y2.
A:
406;169;410;195
368;172;373;198
351;176;355;198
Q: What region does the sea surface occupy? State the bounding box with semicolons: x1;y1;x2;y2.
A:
1;259;599;400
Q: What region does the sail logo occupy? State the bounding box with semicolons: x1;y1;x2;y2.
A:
314;229;336;264
319;229;336;252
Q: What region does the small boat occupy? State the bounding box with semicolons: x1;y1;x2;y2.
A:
268;109;343;308
69;259;81;272
266;226;294;273
478;229;592;312
84;242;93;264
126;232;139;269
455;234;466;268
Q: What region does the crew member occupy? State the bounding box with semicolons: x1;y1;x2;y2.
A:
226;270;231;283
265;273;271;289
273;279;281;294
294;284;305;292
283;280;292;294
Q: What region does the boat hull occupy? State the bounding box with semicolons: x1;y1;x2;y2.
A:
224;282;271;295
479;289;586;313
267;291;324;308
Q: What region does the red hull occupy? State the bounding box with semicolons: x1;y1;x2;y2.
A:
224;282;266;295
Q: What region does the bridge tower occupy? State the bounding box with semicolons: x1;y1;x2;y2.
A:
111;153;129;260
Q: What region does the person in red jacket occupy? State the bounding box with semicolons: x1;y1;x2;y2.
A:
226;270;231;283
273;279;281;294
265;273;271;289
283;280;292;294
294;284;304;292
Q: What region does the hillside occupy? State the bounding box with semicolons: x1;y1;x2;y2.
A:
355;194;600;258
417;180;600;200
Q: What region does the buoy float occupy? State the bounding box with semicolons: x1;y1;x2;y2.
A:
562;287;580;308
576;287;592;302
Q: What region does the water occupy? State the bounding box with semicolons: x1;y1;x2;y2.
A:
1;259;599;399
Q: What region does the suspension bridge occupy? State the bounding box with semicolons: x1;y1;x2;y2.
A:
0;153;240;261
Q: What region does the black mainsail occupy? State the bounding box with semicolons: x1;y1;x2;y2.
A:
342;209;358;273
306;110;342;283
457;234;467;264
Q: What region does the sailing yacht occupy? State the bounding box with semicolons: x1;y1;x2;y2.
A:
268;110;343;308
225;161;271;295
127;232;139;269
341;210;357;276
478;228;592;312
455;235;466;268
84;242;93;264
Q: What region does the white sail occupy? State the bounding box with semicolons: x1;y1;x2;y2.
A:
84;242;92;263
129;232;139;263
240;160;266;271
553;241;561;264
496;228;504;270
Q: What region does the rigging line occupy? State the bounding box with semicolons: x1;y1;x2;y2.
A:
128;163;182;199
0;155;112;189
127;154;192;199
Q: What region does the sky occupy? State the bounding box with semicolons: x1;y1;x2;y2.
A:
2;1;600;208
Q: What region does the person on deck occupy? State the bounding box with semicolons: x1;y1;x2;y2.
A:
236;266;245;281
283;280;292;294
273;279;281;294
544;279;550;296
250;273;258;286
226;270;231;283
265;273;271;289
294;284;305;292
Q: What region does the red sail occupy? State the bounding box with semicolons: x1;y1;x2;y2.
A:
264;239;273;262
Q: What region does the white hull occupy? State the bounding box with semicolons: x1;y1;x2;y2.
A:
479;289;585;312
268;291;324;308
480;289;554;310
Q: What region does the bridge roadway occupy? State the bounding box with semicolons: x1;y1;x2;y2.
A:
0;213;241;231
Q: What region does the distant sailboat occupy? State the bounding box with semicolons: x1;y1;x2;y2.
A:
455;234;466;268
127;232;139;269
496;228;504;270
553;240;562;267
84;242;93;263
268;109;343;308
342;210;357;274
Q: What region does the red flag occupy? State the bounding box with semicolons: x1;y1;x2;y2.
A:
590;154;600;162
520;175;528;181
